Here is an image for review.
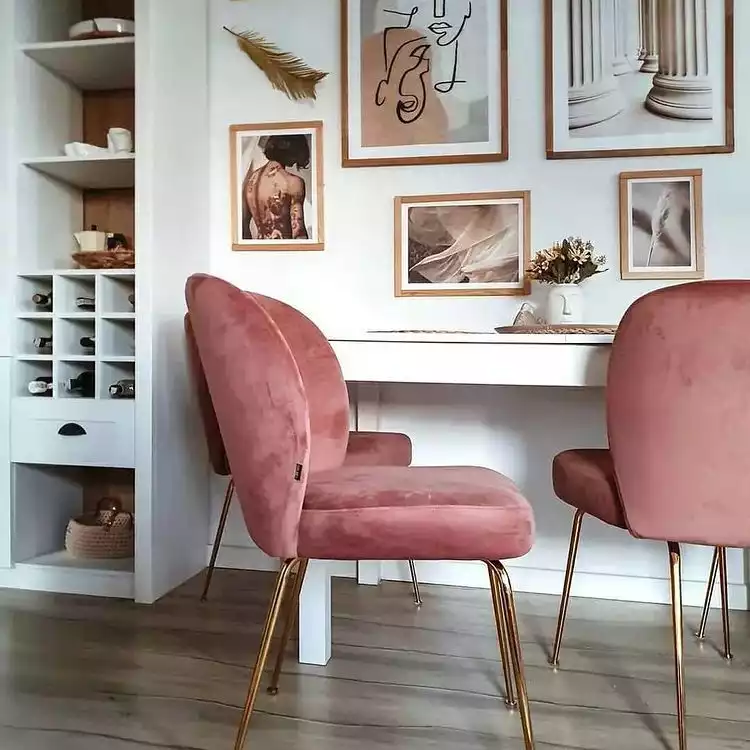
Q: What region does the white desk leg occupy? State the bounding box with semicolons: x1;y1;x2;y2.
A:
354;383;384;587
298;560;331;665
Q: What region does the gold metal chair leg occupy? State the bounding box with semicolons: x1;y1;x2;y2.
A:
408;560;422;606
695;546;718;639
550;510;584;667
201;478;235;602
233;558;301;750
489;561;535;750
267;559;309;695
668;542;687;750
486;562;516;707
718;547;732;661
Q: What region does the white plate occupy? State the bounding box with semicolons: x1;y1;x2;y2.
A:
69;18;135;40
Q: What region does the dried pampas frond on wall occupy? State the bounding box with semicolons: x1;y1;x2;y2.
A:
223;26;328;101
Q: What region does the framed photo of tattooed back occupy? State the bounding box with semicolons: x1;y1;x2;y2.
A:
230;121;324;251
341;0;509;167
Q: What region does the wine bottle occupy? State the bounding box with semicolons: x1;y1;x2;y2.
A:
109;378;135;399
64;371;95;398
31;292;52;309
32;336;52;351
28;376;53;396
128;292;135;309
75;296;95;311
79;336;95;351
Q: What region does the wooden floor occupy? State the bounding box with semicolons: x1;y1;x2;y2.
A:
0;570;748;750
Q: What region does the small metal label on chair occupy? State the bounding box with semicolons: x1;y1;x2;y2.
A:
294;464;303;481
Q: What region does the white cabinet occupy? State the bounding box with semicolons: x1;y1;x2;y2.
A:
0;0;210;603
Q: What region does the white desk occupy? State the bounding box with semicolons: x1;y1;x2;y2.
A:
297;332;613;665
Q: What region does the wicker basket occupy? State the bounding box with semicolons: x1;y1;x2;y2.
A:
72;249;135;269
65;498;134;560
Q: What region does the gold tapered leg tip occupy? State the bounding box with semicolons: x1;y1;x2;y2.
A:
504;698;517;709
266;686;279;696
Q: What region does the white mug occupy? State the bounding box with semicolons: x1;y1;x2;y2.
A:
107;128;133;154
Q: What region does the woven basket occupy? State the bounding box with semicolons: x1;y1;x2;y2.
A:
65;498;134;559
72;250;135;269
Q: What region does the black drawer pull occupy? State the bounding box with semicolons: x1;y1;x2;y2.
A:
58;422;86;437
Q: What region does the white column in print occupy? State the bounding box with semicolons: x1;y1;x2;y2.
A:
640;0;660;73
568;0;624;128
646;0;712;119
612;0;632;75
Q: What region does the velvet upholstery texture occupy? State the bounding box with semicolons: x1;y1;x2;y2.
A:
299;466;534;560
608;280;750;548
185;314;231;477
552;449;625;528
185;313;413;477
186;274;535;562
253;293;350;473
344;431;412;467
186;276;310;559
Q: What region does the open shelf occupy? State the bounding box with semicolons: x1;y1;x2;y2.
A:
17;549;134;574
21;154;135;190
20;37;135;91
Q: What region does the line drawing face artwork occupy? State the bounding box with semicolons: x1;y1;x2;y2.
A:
394;192;530;297
342;0;507;166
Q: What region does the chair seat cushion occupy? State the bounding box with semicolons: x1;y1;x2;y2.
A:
552;448;626;528
344;431;412;467
298;466;534;561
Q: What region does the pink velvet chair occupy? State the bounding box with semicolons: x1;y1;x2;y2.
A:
552;281;750;750
186;274;537;750
185;313;422;606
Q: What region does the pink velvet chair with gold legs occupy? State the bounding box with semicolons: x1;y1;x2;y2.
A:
552;281;750;750
185;313;422;607
186;274;537;750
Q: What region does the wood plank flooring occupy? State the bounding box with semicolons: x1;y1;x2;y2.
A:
0;569;748;749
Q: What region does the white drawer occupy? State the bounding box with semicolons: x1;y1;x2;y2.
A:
11;399;135;468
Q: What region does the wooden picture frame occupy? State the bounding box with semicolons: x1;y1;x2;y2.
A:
394;191;531;297
229;121;324;251
341;0;509;168
619;169;704;280
545;0;734;160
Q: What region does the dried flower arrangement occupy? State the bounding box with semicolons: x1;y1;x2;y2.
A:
527;237;607;285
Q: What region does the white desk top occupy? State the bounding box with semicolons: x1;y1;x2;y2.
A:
329;331;615;345
329;331;612;387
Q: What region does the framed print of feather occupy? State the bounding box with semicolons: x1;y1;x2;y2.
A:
619;169;704;280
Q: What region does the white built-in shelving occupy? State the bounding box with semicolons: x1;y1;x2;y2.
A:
0;0;211;604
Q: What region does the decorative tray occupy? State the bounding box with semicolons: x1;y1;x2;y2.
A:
494;324;617;334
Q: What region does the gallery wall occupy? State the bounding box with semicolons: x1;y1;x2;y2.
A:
207;0;750;605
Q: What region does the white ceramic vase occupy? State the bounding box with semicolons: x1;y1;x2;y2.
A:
546;283;584;325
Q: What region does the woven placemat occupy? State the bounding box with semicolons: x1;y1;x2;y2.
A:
494;324;617;334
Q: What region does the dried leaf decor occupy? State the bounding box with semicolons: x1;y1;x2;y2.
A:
223;26;328;101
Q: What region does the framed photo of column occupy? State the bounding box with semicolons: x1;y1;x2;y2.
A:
619;169;704;280
341;0;509;167
230;121;324;251
394;191;530;297
545;0;734;159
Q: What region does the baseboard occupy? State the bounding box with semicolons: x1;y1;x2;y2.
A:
210;546;748;611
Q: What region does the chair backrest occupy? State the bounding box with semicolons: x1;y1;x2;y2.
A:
252;293;350;472
184;313;230;477
607;280;750;547
185;274;310;558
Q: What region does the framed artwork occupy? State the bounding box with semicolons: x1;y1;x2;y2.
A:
341;0;509;167
229;121;324;251
545;0;734;159
619;169;704;280
394;191;530;297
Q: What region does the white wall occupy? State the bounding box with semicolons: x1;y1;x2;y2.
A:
207;0;750;606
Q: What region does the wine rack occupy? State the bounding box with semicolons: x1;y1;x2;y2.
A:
15;270;135;400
